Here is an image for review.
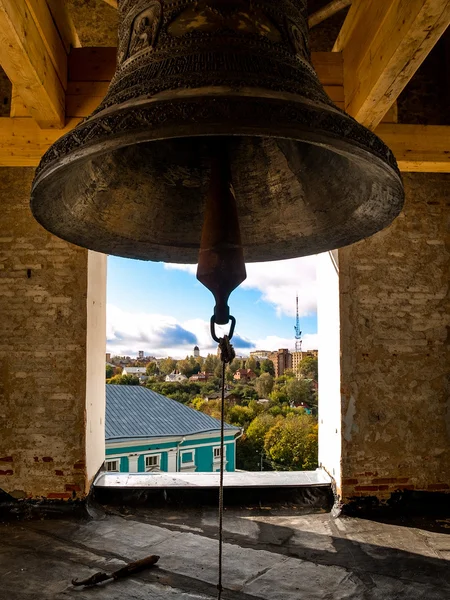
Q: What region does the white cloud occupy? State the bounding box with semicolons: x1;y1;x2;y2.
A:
106;304;319;359
165;256;317;318
251;333;319;353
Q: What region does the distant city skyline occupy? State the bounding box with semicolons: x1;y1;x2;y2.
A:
107;255;319;359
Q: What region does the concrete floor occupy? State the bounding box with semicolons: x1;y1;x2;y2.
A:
1;506;449;599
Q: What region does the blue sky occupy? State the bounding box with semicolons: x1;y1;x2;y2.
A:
107;256;319;358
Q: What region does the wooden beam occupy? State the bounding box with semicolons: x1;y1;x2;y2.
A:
0;0;66;127
102;0;117;8
334;0;450;130
46;0;81;51
0;117;81;166
376;124;450;172
309;0;352;28
24;0;67;84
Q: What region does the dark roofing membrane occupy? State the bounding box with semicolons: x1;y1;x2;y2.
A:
106;384;239;441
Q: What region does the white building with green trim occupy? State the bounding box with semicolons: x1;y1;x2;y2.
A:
105;385;241;473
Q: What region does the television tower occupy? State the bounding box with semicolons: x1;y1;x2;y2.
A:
294;294;302;352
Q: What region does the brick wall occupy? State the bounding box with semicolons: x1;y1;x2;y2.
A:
0;168;104;499
338;173;450;502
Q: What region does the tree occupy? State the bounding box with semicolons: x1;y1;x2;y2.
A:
298;356;318;381
204;353;218;373
107;374;140;385
284;369;296;379
246;414;278;450
146;361;158;376
228;358;241;374
190;396;206;411
269;388;288;404
177;358;193;377
214;361;224;378
286;378;312;405
189;355;202;374
227;404;254;428
264;414;318;470
260;359;275;376
105;364;114;379
158;357;177;376
255;373;274;398
246;356;257;372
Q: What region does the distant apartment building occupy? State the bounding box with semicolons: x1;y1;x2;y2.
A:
269;349;293;378
250;350;272;359
292;350;318;374
106;353;111;363
138;350;145;360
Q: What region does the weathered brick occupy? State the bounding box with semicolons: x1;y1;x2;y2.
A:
0;169;90;499
340;173;450;503
372;478;399;485
65;484;82;492
47;493;72;500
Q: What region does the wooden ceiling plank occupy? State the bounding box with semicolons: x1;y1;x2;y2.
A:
0;117;82;166
10;87;31;117
24;0;67;88
335;0;450;130
377;124;450;172
0;0;65;128
46;0;81;51
309;0;352;29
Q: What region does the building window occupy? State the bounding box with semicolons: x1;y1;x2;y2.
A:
180;449;196;471
106;459;119;472
213;447;221;460
181;451;193;464
145;454;161;472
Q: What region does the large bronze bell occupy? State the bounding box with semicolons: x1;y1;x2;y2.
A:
31;0;404;265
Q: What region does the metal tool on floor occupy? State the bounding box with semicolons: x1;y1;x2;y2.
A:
71;554;160;587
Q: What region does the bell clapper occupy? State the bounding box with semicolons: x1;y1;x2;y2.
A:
196;137;247;342
196;137;247;599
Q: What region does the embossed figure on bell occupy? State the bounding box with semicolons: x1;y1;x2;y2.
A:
31;0;404;265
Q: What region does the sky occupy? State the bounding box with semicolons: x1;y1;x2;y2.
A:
106;255;319;359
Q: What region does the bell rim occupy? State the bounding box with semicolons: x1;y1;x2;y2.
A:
31;95;404;264
32;94;401;188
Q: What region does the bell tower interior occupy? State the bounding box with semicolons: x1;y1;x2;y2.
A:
0;1;449;598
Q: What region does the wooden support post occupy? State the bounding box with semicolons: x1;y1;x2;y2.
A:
46;0;81;51
309;0;352;28
334;0;450;129
0;0;67;127
376;124;450;173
